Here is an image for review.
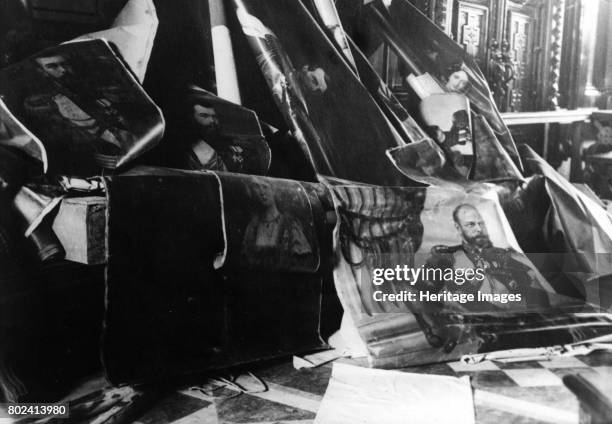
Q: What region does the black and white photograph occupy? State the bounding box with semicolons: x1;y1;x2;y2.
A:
2;0;612;422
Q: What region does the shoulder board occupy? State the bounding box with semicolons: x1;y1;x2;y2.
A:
431;245;462;254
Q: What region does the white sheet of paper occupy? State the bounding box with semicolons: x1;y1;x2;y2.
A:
314;362;474;424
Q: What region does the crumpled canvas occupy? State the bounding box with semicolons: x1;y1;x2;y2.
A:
0;40;164;175
101;168;329;384
329;180;612;367
233;0;408;186
366;0;520;169
71;0;158;83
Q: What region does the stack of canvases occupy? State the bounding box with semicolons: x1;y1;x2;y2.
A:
0;0;612;405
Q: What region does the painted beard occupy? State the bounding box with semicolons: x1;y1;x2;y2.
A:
466;234;491;248
202;124;220;138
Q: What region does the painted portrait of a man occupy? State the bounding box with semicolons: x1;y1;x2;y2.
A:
24;52;135;170
424;203;546;310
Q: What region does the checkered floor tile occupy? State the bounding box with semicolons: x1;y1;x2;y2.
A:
503;368;563;387
51;353;612;424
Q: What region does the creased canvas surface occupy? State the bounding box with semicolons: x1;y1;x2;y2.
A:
102;168;327;384
0;40;164;175
330;181;612;367
233;0;409;186
368;0;520;169
71;0;158;83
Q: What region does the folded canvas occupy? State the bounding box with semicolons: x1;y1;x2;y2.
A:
71;0;158;83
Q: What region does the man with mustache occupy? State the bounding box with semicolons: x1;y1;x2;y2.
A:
416;203;545;352
426;204;536;301
187;98;270;175
24;53;134;172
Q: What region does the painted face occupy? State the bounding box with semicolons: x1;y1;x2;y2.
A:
253;181;274;207
36;55;70;79
193;104;219;134
301;66;328;93
446;70;469;92
455;206;490;247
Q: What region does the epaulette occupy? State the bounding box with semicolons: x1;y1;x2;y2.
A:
431;244;462;255
426;245;458;278
486;246;511;255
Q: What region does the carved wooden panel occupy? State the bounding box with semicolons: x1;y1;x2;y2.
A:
507;10;535;111
547;0;565;109
454;2;489;69
410;0;555;112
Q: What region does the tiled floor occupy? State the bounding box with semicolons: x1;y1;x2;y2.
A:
124;352;612;424
4;352;610;423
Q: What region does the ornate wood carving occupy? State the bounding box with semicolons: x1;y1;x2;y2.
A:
433;0;451;33
445;0;558;111
507;10;534;111
547;0;565;110
455;2;489;68
488;39;515;111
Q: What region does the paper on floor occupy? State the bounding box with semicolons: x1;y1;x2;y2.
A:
314;362;474;424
